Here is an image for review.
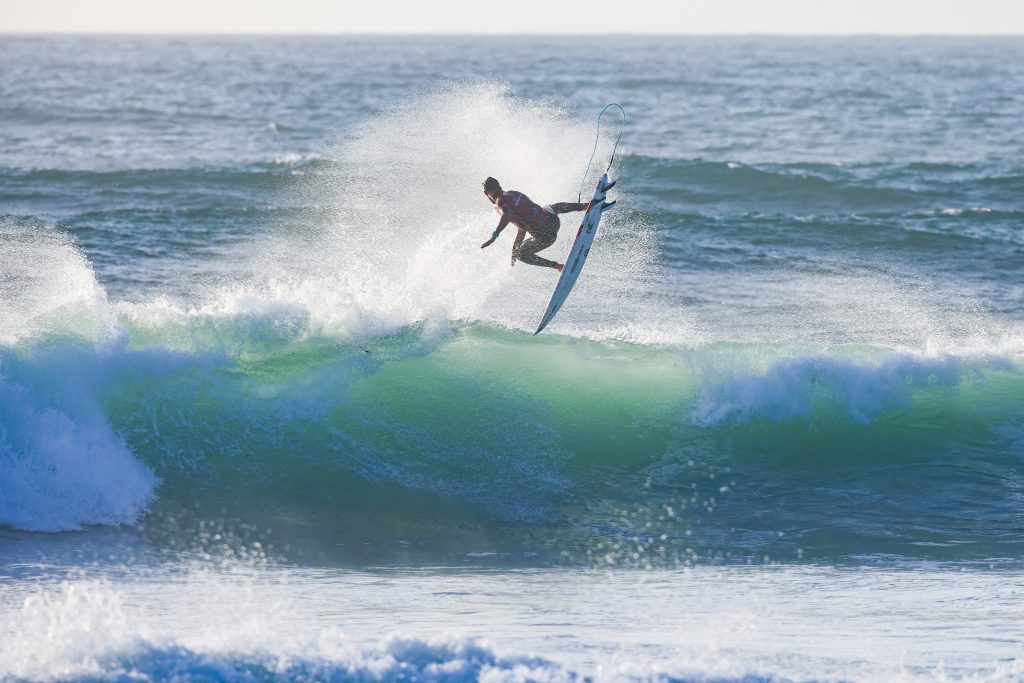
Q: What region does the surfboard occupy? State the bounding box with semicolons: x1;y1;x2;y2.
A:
534;173;616;335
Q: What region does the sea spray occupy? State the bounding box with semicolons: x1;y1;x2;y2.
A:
0;219;112;346
197;83;657;340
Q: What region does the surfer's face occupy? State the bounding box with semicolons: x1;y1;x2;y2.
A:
484;189;497;203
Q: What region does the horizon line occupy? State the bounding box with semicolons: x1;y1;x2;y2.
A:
3;30;1024;38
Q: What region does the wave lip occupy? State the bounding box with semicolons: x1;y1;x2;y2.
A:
693;350;1014;426
0;368;158;533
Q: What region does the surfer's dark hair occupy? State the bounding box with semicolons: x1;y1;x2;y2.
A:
483;177;501;194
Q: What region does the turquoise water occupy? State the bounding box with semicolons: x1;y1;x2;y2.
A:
2;35;1024;681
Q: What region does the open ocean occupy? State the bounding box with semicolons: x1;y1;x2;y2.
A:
3;35;1024;681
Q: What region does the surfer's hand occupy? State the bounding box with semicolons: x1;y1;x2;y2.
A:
481;237;496;249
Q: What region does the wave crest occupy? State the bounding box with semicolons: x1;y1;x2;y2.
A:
693;351;1013;426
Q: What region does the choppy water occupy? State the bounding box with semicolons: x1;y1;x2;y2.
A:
2;35;1024;681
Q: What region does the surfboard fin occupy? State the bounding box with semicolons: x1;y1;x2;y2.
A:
602;179;616;192
601;200;617;212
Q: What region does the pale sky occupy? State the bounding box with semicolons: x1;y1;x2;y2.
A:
3;0;1023;35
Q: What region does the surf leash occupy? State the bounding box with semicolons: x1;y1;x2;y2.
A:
577;103;626;203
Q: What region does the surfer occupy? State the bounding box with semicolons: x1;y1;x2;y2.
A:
479;177;588;272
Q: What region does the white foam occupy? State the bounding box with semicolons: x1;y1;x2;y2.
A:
936;207;994;216
0;355;158;532
5;570;1024;683
0;580;574;683
693;349;1015;426
268;151;324;166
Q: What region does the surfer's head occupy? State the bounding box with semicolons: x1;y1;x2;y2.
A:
483;177;501;202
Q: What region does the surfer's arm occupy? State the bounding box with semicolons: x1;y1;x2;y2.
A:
480;207;513;249
510;227;526;266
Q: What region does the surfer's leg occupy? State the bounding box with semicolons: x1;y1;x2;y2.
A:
516;228;560;269
517;249;560;269
550;202;588;214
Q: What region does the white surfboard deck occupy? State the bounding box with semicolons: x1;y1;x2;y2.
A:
534;173;616;335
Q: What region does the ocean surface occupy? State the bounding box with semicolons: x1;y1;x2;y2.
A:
2;35;1024;681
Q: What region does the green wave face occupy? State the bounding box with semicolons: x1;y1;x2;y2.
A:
79;319;1024;566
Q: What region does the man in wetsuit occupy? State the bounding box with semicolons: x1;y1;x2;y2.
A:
479;177;588;272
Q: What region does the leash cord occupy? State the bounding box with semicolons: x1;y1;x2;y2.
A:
577;103;626;203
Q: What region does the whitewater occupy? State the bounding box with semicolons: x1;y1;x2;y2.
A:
2;35;1024;681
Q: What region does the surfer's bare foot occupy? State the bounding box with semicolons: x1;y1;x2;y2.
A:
554;263;564;273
